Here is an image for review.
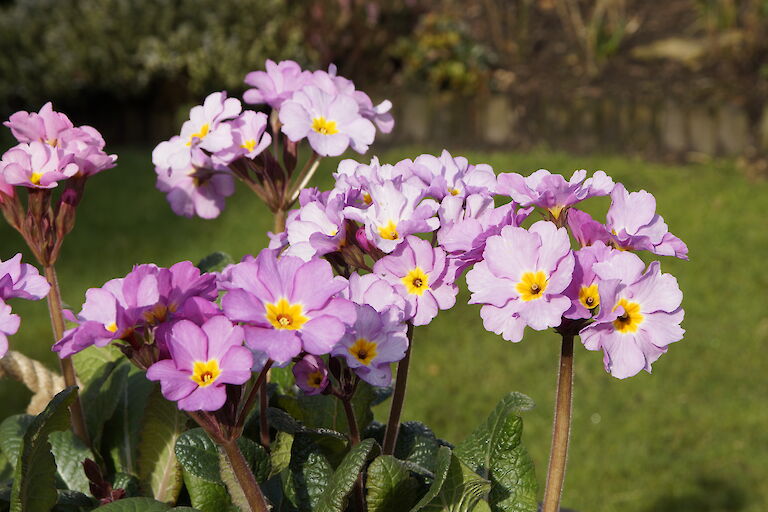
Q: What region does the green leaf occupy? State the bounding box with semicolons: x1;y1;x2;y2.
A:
0;451;12;481
0;414;35;467
316;438;377;512
281;434;334;511
72;345;123;387
183;470;234;512
237;437;271;483
175;429;221;483
422;454;490;512
455;393;537;512
94;496;172;511
393;422;442;474
10;386;76;512
104;368;155;474
50;430;94;494
365;454;420;512
138;387;186;504
269;432;294;479
82;360;131;447
196;252;233;273
410;446;452;512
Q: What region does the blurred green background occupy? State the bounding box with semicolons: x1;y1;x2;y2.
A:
2;1;768;511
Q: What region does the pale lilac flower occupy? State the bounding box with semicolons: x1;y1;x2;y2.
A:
374;236;457;326
155;146;235;219
566;208;611;247
243;60;312;110
344;181;439;253
606;184;688;259
147;316;252;411
580;251;684;379
1;142;78;188
279;86;375;157
438;194;532;278
293;354;329;395
333;304;408;386
333;156;419;207
345;272;406;316
563;241;614;320
0;171;13;200
412;150;496;200
284;193;347;261
216;110;272;162
497;169;614;220
58;126;117;176
466;221;575;342
221;250;356;364
4;102;73;145
0;254;50;301
0;300;20;358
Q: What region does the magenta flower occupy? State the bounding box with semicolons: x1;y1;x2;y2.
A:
155;146;235;219
243;60;312;110
412;150;496;200
580;251;684;379
1;142;78;188
606;184;688;259
0;300;20;358
344;181;439;253
293;354;329;395
332;304;408;386
374;236;457;326
221;250;356;364
562;241;614;320
146;316;252;411
466;221;575;342
497;169;614;220
4;102;73;145
0;254;50;301
279;86;375;157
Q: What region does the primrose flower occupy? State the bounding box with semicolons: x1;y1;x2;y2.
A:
344;180;439;253
566;208;611;247
284;194;347;261
0;254;50;301
1;142;78;188
152;92;241;171
563;241;614;320
147;316;252;411
221;250;356;364
333;157;419;206
244;60;312;110
580;251;684;379
606;184;688;259
279;86;375;157
333;304;408;386
0;300;20;358
346;272;406;316
497;169;614;220
374;236;457;326
216;110;272;162
4;102;73;145
467;221;575;342
412;150;496;200
293;354;329;395
155;146;235;219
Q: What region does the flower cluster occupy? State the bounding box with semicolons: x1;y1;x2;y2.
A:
0;254;49;357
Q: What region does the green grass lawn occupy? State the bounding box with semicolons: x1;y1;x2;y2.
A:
1;145;766;511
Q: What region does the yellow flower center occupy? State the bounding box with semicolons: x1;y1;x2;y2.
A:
30;172;43;185
190;359;221;387
186;123;210;146
105;322;118;333
241;139;257;152
378;220;399;241
612;298;644;333
579;284;600;310
548;205;566;219
45;138;59;147
516;271;548;301
363;192;373;205
348;338;378;366
306;371;325;388
265;298;309;330
402;267;430;296
311;117;339;135
449;187;460;196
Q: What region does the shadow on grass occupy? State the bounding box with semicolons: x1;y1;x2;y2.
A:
643;477;746;512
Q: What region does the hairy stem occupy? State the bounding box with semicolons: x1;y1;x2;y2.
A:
236;360;273;431
382;323;414;455
542;333;575;512
287;153;320;206
340;389;365;511
44;265;90;446
221;439;270;512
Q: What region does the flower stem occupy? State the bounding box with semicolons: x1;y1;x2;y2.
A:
382;323;414;455
287;152;320;206
273;208;287;234
340;392;366;512
542;333;575;512
220;439;270;512
44;264;90;446
236;360;273;432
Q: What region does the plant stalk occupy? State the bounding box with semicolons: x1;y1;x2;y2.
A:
341;393;365;511
542;333;575;512
221;439;270;512
382;323;414;455
44;265;90;446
